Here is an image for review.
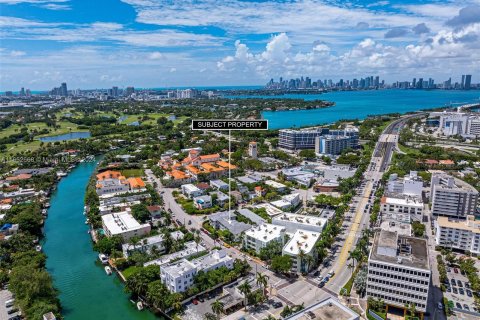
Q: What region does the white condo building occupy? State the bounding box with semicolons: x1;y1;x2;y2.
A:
435;216;480;254
160;249;234;293
430;173;478;219
101;211;151;241
366;230;431;313
243;223;286;253
387;171;423;198
380;194;423;220
272;213;327;233
282;229;320;273
431;110;480;138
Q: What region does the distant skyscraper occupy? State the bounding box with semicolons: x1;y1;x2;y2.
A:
25;89;31;97
19;87;25;96
5;91;13;97
60;82;68;96
412;78;416;88
417;78;423;89
374;76;380;87
465;75;472;90
125;86;135;96
461;75;465;89
112;86;119;97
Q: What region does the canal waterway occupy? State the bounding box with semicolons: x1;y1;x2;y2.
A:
43;159;156;320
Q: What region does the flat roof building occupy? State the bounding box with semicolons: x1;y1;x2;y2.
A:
101;211;151;241
272;213;327;233
435;215;480;254
366;230;431;313
243;223;286;253
430;173;478;219
160;249;234;293
283;229;321;273
285;297;359;320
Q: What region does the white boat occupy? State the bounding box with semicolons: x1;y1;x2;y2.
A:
98;253;109;265
105;266;112;275
136;302;144;311
35;245;42;252
85;218;89;224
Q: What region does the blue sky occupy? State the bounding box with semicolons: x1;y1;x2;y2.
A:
0;0;479;90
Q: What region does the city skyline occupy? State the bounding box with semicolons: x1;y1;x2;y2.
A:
0;0;480;90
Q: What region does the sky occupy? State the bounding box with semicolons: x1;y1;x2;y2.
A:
0;0;480;90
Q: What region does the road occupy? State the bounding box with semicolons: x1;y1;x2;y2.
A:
326;113;424;293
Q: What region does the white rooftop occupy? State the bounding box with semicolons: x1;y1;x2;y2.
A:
273;213;327;228
265;180;287;189
144;241;206;266
283;229;320;255
101;211;148;235
244;223;286;242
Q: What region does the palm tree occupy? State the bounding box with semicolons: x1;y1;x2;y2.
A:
211;300;225;317
238;280;252;310
298;249;306;273
347;263;355;275
194;230;202;252
304;255;314;273
256;272;269;297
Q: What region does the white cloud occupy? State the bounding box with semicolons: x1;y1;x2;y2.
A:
10;50;26;56
217;27;480;79
148;51;163;59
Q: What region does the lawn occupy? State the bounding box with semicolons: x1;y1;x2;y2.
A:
121;169;145;178
121;266;143;279
0;121;88;139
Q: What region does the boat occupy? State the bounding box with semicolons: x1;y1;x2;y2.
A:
85;218;89;224
136;302;144;311
98;253;109;265
104;266;112;275
35;245;42;252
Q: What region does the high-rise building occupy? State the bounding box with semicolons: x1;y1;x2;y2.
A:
5;91;13;97
430;173;478;219
412;78;416;88
19;87;25;96
112;86;119;97
366;230;431;313
25;89;31;97
125;86;135;96
461;75;465;89
60;82;68;96
464;75;472;90
435;215;480;254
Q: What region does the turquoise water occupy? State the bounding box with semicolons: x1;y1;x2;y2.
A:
43;159;156;320
39;131;91;142
228;89;480;129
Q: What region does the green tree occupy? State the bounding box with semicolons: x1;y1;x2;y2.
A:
238;280;252;310
256;272;269;297
211;300;225;317
271;255;292;274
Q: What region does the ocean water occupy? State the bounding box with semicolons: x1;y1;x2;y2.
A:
228;89;480;129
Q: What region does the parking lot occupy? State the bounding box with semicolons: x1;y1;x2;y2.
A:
0;289;20;320
443;267;478;314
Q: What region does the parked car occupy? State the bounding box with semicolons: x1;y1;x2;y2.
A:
463;304;470;311
272;301;283;308
446;287;451;293
454;268;459;274
457;280;463;287
453;287;458;294
456;302;462;309
459;288;465;295
451;279;456;286
192;299;199;305
437;302;443;310
466;289;472;297
7;309;18;315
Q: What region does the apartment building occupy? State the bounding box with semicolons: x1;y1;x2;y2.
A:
243;223;286;253
380;194;423;220
282;229;320;273
366;230;431;313
272;213;327;233
181;183;203;199
430;173;478;219
435;215;480;254
279;127;358;151
387;171;423;198
160;249;234;293
101;211;151;241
